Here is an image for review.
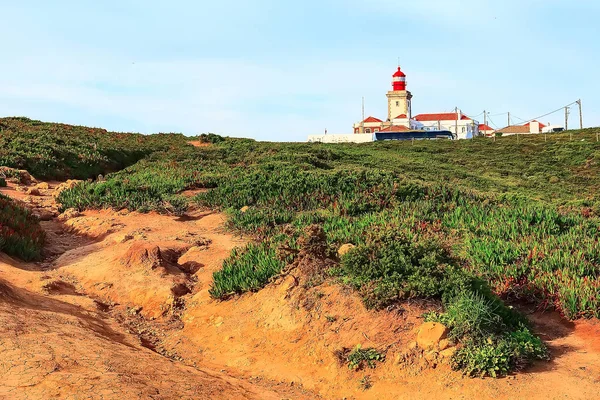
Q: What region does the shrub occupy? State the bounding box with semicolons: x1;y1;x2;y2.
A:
0;177;6;188
209;243;292;299
451;328;547;377
337;345;385;370
0;194;45;261
198;133;225;144
340;232;471;309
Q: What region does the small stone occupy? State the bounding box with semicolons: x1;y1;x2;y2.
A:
36;182;50;190
58;208;81;221
424;350;438;362
439;347;457;359
35;210;55;221
416;322;449;350
240;206;250;213
18;170;35;185
26;187;41;196
407;341;418;350
337;243;356;257
115;233;134;244
438;339;452;351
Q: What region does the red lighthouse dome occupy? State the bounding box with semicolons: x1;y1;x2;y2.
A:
392;66;407;91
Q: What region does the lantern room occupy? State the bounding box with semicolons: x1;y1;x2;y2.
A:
392;67;407;91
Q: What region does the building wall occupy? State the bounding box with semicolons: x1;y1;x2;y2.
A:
308;134;374;144
418;120;479;139
386;91;412;121
353;121;384;134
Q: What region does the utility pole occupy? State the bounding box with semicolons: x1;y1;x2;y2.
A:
565;106;570;132
455;107;458;139
484;110;487;129
577;99;583;130
361;97;365;134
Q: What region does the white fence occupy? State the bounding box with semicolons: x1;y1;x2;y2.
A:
307;134;373;144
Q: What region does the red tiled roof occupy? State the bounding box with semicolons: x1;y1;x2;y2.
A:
363;116;383;123
379;125;410;132
478;124;494;131
496;125;531;134
393;114;408;119
414;113;472;122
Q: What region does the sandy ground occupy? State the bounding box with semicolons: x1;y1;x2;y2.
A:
1;180;600;399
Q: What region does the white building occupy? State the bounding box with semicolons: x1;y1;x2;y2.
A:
307;133;373;143
413;111;479;140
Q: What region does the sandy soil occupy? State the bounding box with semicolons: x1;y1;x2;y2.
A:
1;180;599;399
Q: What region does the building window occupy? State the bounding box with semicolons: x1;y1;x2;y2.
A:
365;128;371;133
374;129;379;132
396;101;399;107
462;127;466;133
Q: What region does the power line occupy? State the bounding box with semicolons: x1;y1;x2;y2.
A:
511;115;528;123
487;114;500;129
522;101;579;125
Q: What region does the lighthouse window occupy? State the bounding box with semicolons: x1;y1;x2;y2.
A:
396;101;400;107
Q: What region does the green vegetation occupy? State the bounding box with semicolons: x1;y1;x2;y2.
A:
426;292;547;377
4;117;600;376
0;194;45;261
0;117;188;180
338;345;386;370
208;243;293;299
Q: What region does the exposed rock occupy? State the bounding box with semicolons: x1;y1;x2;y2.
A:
438;339;452;351
122;243;166;271
337;243;356;257
97;174;105;182
34;210;56;221
179;261;204;274
115;233;135;244
18;170;36;185
36;182;50;190
424;350;438;362
53;179;83;198
416;322;449;350
240;206;250;213
439;347;457;359
26;187;41;196
58;208;81;221
0;167;35;184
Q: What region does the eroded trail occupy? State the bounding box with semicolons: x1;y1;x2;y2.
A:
1;180;599;400
0;182;314;400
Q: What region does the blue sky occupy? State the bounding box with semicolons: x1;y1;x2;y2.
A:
1;0;598;141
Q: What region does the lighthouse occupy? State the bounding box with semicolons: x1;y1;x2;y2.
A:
386;66;413;122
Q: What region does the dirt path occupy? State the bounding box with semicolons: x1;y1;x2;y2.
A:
1;180;599;399
0;182;314;400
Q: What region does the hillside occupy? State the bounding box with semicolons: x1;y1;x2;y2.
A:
1;119;600;399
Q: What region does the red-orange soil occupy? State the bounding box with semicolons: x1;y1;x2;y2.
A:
1;180;599;399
